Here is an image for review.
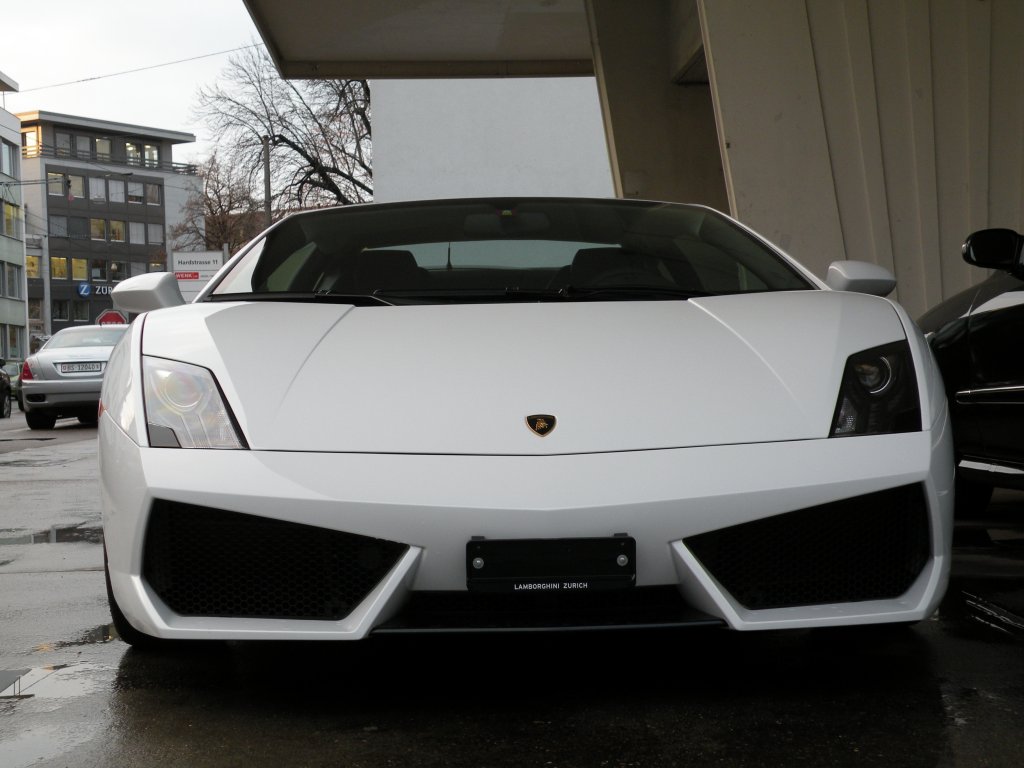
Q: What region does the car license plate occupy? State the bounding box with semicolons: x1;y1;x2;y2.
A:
466;536;636;593
59;362;102;374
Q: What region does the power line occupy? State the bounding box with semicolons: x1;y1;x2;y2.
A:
15;44;265;94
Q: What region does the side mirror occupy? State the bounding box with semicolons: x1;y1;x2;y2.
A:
112;272;185;314
825;260;896;297
962;228;1024;274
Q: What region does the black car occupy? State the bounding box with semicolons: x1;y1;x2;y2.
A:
918;228;1024;515
0;359;11;419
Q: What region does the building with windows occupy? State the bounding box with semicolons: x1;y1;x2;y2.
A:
17;111;198;343
0;71;27;365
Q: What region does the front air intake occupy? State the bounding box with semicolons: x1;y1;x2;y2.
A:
684;484;930;610
143;500;408;620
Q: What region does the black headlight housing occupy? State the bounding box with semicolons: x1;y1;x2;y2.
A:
830;340;921;437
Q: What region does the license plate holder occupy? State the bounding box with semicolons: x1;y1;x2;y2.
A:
59;362;102;374
466;536;636;593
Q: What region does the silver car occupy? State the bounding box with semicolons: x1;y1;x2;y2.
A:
21;325;129;430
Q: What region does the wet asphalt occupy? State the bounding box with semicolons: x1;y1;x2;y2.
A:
0;413;1021;767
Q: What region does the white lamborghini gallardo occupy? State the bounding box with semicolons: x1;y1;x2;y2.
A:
99;198;953;647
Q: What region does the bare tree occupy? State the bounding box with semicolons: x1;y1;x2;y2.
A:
193;45;372;209
169;153;265;254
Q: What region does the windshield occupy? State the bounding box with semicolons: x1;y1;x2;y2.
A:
209;199;813;304
44;326;128;349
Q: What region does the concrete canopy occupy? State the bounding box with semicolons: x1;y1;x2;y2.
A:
242;0;593;78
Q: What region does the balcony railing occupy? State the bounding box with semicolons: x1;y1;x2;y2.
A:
22;145;198;176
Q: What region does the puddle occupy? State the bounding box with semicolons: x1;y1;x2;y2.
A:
0;455;61;467
0;662;106;700
0;664;110;768
51;624;116;649
0;524;103;546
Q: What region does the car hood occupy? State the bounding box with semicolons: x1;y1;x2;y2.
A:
140;292;907;455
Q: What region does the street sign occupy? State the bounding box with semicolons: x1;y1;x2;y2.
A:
96;309;127;325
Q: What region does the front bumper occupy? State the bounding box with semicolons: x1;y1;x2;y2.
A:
100;412;954;640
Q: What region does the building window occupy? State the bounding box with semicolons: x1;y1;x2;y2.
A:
52;300;69;321
26;255;40;279
145;183;161;205
91;260;106;281
131;261;147;277
127;181;144;204
147;224;164;244
110;261;127;282
51;257;69;280
90;219;106;241
126;142;141;165
48;215;68;237
47;173;64;196
28;299;42;320
22;129;39;156
1;202;19;239
75;135;91;158
144;144;160;167
55;132;72;157
109;220;126;243
0;140;17;177
109;180;125;203
4;264;21;298
89;177;106;202
68;175;85;200
73;301;90;322
6;325;23;360
68;217;89;240
129;221;145;244
149;261;166;272
96;137;112;160
72;258;88;281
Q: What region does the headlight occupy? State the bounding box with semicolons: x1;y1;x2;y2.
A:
830;341;920;437
143;356;247;449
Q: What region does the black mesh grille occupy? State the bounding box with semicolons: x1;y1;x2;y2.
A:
143;500;408;620
684;484;930;610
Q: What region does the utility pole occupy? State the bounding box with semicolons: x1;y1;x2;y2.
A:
262;135;272;230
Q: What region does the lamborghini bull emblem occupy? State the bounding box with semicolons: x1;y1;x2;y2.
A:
526;414;556;437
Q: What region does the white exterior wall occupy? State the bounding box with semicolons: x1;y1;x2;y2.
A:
697;0;1024;319
372;78;614;202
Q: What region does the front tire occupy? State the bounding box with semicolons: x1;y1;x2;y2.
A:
105;549;165;650
25;409;56;430
1;392;10;419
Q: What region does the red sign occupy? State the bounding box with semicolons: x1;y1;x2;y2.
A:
97;309;128;325
175;271;200;280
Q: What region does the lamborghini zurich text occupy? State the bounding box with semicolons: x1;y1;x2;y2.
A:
100;198;953;647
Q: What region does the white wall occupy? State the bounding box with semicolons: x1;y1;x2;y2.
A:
372;77;614;202
697;0;1024;318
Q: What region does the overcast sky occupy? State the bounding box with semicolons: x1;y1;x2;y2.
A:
1;0;262;163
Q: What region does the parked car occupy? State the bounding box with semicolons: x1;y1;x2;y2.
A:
3;359;23;411
918;227;1024;516
101;197;953;648
0;360;11;419
20;324;129;430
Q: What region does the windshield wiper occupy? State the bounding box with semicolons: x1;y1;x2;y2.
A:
206;291;394;306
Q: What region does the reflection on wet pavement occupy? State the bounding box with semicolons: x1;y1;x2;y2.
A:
0;525;103;546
